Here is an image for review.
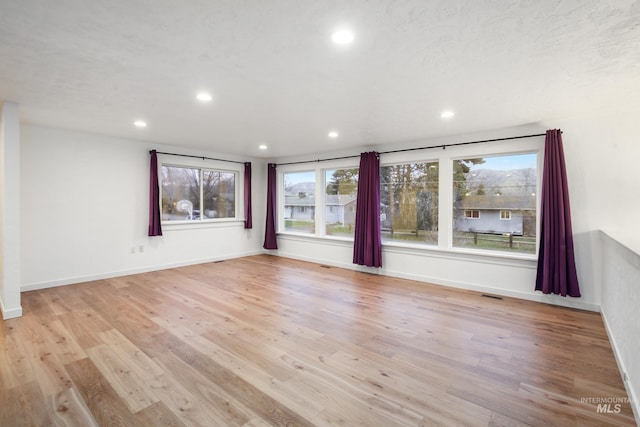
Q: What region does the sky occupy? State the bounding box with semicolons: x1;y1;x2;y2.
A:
283;153;536;186
469;153;537;171
284;170;316;186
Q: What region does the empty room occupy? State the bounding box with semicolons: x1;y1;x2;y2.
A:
1;1;639;426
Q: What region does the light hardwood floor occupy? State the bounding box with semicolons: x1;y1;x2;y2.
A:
0;255;635;426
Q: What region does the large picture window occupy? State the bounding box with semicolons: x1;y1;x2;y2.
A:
380;162;439;245
161;165;236;221
277;144;540;259
325;168;359;237
452;153;537;253
283;171;316;233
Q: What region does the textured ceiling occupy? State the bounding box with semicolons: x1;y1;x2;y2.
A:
1;0;639;158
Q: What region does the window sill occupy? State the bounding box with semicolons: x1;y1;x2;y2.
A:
382;242;537;267
277;231;354;245
162;218;247;231
276;233;537;267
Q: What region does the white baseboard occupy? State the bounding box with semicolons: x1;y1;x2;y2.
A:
269;249;600;312
601;307;640;426
21;250;264;292
0;299;23;320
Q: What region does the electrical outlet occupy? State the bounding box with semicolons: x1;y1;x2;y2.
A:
130;247;135;254
139;245;144;253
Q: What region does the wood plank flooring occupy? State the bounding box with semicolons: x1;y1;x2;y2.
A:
1;255;635;426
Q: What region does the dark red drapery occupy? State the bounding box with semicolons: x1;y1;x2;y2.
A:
244;162;253;229
148;150;163;236
535;129;580;297
263;163;278;250
353;152;382;267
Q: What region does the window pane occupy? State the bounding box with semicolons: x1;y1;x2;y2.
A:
283;171;316;233
380;162;439;245
203;170;236;219
453;154;537;253
325;168;358;237
161;166;201;221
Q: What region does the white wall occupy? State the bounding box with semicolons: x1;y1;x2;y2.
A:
0;102;22;319
20;125;265;291
600;231;640;424
558;111;640;311
561;112;640;423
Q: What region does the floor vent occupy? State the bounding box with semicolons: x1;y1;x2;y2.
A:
213;260;225;263
320;265;332;269
481;294;503;300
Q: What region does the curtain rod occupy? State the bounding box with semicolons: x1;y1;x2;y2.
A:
275;132;548;166
151;150;247;165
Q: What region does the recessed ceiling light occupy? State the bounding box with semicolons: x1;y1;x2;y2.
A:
328;131;339;138
441;111;455;119
258;144;268;150
134;120;147;128
196;93;212;102
332;30;354;44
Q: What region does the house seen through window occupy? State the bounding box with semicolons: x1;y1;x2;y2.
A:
283;171;316;233
325;168;358;237
452;153;537;253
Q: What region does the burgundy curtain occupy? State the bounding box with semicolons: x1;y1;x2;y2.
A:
535;129;580;297
353;152;382;267
244;162;253;229
148;150;163;236
263;163;278;250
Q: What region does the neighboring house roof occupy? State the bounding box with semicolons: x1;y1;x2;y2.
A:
285;182;315;196
284;196;316;207
325;195;357;206
455;195;535;210
285;194;356;207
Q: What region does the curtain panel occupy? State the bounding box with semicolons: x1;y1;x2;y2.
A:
244;162;253;229
263;163;278;250
535;129;580;297
148;150;163;237
353;151;382;267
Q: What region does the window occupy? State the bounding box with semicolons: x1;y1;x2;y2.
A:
325;168;358;237
380;162;439;245
283;171;315;233
465;210;480;219
161;165;236;221
277;143;540;259
452;153;537;253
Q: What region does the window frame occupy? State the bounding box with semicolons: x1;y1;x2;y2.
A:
278;160;360;239
324;166;359;238
159;158;242;226
500;210;512;220
450;148;541;257
465;210;480;219
276;138;542;261
281;169;318;235
379;159;440;247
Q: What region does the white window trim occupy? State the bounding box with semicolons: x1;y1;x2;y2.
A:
500;210;512;220
465;210;480;219
158;155;243;226
278;160;360;238
275;136;543;261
